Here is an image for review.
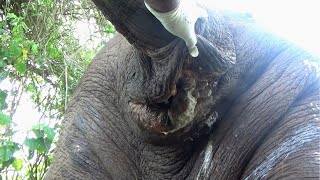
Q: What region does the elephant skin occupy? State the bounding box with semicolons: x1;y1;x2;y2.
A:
45;1;320;179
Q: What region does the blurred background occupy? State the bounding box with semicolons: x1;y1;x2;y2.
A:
0;0;319;179
201;0;320;56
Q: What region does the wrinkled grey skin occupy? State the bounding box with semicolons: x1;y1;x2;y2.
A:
45;0;320;179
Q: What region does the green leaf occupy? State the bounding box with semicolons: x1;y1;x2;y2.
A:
32;124;45;129
0;113;11;126
0;22;5;28
12;25;21;33
14;59;27;74
31;124;44;137
3;52;12;64
105;24;115;34
33;129;44;139
24;138;40;151
21;22;29;31
0;90;7;101
31;43;39;55
12;158;23;171
44;126;55;141
24;137;52;153
26;83;36;93
9;41;22;57
12;30;24;40
0;90;8;110
0;59;7;68
0;145;15;162
31;124;55;142
47;45;59;58
1;34;8;41
37;137;52;153
0;71;8;80
6;13;18;20
0;157;15;171
27;150;34;160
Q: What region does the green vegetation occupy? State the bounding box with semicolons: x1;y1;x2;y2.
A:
0;0;115;179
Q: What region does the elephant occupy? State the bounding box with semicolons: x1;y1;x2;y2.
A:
45;0;320;179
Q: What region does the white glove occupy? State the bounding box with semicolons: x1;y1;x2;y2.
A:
145;0;207;57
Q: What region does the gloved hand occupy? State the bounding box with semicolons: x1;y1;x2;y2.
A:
145;0;207;57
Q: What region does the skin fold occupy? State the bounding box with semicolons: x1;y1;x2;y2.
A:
45;0;320;179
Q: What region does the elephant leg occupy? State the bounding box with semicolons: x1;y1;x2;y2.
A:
45;126;111;180
45;37;142;179
242;85;320;179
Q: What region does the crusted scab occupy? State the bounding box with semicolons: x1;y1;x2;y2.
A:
168;80;197;133
168;85;197;133
129;71;219;137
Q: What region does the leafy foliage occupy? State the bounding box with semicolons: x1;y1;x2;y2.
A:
0;0;115;179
